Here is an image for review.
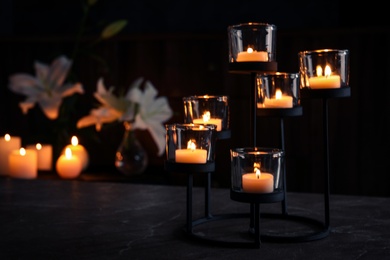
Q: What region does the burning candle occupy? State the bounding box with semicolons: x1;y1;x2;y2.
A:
62;136;89;170
308;65;341;89
242;163;274;193
0;134;22;176
175;140;207;164
8;147;37;179
193;111;222;131
236;48;268;62
26;143;53;171
261;89;293;108
56;147;82;179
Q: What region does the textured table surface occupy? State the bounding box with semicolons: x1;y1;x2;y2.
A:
1;178;389;259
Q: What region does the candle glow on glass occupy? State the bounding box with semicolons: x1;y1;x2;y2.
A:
193;111;222;131
62;136;89;170
175;140;207;164
242;163;274;193
308;65;341;89
261;89;293;108
236;47;268;62
56;147;83;179
8;147;38;179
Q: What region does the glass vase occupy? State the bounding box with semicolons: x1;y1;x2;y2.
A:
115;121;148;175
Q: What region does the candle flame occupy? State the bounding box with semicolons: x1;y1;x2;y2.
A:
324;65;332;77
65;147;73;158
36;143;42;150
316;65;332;78
71;136;79;146
202;111;211;123
187;140;196;151
316;65;323;77
275;89;282;99
247;47;254;53
254;162;261;179
4;134;11;141
19;148;26;156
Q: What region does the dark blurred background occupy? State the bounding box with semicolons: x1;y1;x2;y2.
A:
0;0;389;197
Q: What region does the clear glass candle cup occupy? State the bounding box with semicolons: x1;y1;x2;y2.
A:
183;95;229;132
298;49;350;89
165;123;217;164
228;22;277;63
230;147;284;194
256;72;300;108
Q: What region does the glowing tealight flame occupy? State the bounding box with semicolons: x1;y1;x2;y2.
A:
275;89;282;99
316;65;323;77
202;111;211;122
187;140;196;151
324;65;332;77
19;148;26;156
36;143;42;150
71;136;79;146
254;162;261;179
247;47;254;53
4;134;11;141
65;147;73;158
316;65;332;78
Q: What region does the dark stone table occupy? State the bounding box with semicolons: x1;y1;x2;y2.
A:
1;178;389;259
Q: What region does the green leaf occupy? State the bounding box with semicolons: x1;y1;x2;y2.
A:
101;20;128;39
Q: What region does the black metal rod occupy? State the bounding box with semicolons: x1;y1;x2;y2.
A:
205;172;212;218
187;173;193;233
250;72;257;147
280;117;288;215
249;72;257;231
255;203;261;247
322;98;330;227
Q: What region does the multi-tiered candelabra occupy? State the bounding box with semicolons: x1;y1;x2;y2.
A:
164;22;350;248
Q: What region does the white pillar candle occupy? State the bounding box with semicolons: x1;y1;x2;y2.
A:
62;136;89;170
26;143;53;171
8;148;37;179
56;147;82;179
0;134;21;176
242;169;274;193
237;48;268;62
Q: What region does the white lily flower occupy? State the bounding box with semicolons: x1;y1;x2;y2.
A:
8;55;84;120
77;77;173;156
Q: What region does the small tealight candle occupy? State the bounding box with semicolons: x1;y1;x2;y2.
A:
0;134;21;176
308;65;341;89
26;143;53;171
175;140;207;164
56;147;82;179
62;136;89;170
242;163;274;193
8;147;38;179
236;48;268;62
193;111;222;131
261;89;293;108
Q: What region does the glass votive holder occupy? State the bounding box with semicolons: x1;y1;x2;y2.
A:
256;72;300;108
183;95;229;132
228;22;277;63
165;123;217;164
298;49;350;89
230;147;284;194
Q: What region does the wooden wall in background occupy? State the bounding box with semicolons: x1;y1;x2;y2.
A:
1;27;389;196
